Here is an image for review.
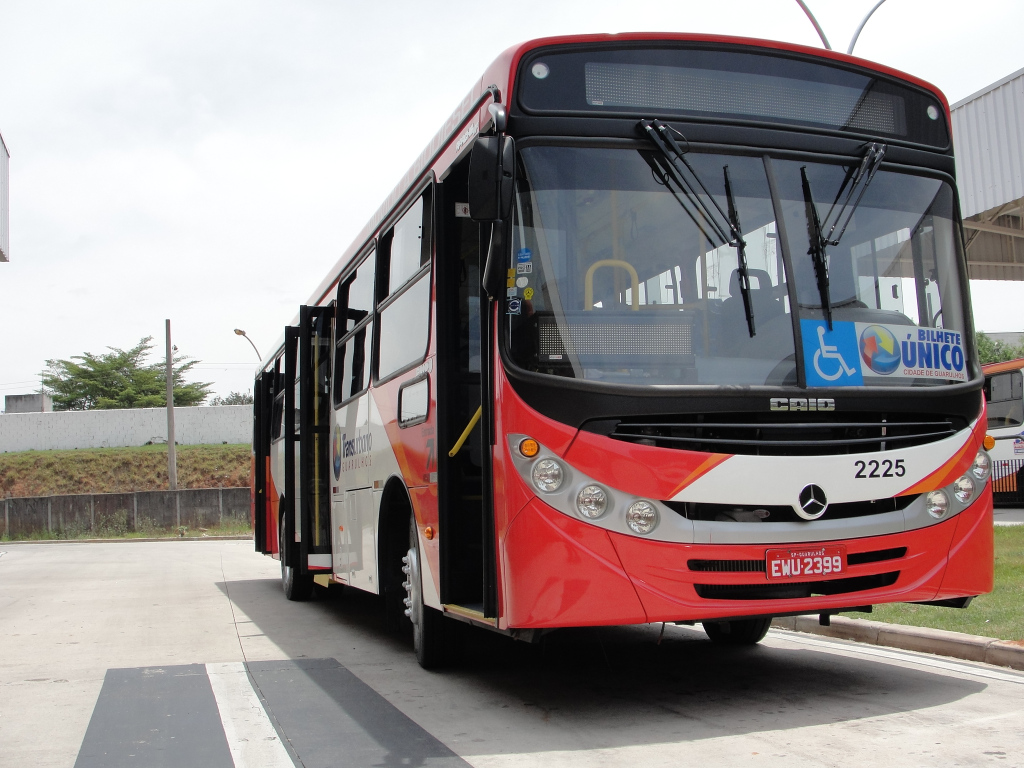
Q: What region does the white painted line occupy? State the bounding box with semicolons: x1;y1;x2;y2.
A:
769;630;1024;685
206;662;295;768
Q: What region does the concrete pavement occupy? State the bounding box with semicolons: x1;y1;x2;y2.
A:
1;539;1023;767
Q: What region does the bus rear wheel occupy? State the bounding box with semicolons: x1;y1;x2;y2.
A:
402;516;447;668
702;617;772;645
280;508;313;602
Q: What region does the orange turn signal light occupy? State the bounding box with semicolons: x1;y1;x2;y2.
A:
424;526;435;541
519;438;540;458
984;434;996;451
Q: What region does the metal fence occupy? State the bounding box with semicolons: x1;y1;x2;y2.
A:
2;487;252;539
992;459;1024;505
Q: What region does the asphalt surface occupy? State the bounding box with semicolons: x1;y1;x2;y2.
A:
1;540;1022;768
994;506;1024;524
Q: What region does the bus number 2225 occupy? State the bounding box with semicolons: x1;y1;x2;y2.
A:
854;459;906;478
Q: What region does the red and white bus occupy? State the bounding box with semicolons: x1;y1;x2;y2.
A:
251;32;994;667
982;357;1024;503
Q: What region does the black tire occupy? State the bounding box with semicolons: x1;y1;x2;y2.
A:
403;516;447;668
280;507;313;602
702;617;772;646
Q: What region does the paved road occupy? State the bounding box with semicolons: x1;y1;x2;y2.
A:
1;541;1022;768
995;506;1024;524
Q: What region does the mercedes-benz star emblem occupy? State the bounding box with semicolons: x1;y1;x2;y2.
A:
797;484;828;520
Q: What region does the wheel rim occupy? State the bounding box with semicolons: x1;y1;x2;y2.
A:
402;542;423;647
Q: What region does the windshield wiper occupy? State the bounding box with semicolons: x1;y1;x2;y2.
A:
640;119;755;337
801;142;887;329
723;165;755;337
801;167;833;328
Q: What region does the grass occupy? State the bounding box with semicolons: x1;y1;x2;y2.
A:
0;443;251;497
845;525;1024;642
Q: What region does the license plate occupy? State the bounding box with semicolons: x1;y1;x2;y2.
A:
766;546;846;581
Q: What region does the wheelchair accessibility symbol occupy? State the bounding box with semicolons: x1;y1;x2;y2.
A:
813;325;857;381
801;320;863;387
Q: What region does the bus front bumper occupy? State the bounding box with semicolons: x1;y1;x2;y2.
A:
499;487;993;628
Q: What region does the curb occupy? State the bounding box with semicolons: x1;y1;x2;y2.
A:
772;615;1024;672
0;535;253;545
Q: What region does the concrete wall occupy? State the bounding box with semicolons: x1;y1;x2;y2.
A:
0;405;252;452
1;487;251;538
5;393;53;413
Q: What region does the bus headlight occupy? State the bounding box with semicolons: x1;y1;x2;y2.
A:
970;450;991;481
626;500;658;534
925;489;949;519
576;485;608;519
953;475;976;504
532;458;565;493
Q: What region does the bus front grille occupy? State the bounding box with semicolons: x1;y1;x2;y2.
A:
694;571;899;600
608;412;960;455
687;547;907;573
665;496;918;523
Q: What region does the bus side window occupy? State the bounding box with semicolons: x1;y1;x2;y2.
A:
271;394;285;440
334;250;375;407
986;370;1024;429
377;188;433;381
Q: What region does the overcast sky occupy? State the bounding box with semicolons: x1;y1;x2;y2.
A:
2;0;1023;402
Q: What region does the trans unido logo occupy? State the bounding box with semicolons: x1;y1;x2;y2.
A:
333;425;373;477
859;324;901;374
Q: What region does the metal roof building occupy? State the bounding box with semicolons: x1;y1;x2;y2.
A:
0;131;8;262
952;67;1024;281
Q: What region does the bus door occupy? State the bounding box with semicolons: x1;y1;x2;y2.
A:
281;327;300;570
436;155;498;617
330;251;377;590
252;369;275;553
299;305;335;572
986;365;1024;502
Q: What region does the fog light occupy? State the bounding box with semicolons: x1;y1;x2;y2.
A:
953;475;976;504
576;485;608;519
970;450;991;481
626;500;658;534
925;489;949;519
531;458;564;493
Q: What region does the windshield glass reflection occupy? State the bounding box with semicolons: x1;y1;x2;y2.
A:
506;145;966;388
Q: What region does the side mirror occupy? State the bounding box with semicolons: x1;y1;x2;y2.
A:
468;135;515;222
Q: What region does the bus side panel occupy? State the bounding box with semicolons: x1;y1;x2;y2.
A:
501;498;647;627
935;487;994;597
368;379;442;607
609;516;962;623
269;437;285;559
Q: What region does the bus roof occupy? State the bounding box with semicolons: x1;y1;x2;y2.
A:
982;358;1024;375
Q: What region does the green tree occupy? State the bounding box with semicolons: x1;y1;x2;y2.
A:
41;337;213;410
976;331;1024;365
210;391;254;406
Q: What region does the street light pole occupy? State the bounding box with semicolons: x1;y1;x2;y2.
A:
234;328;262;361
847;0;887;55
165;319;177;492
794;0;888;55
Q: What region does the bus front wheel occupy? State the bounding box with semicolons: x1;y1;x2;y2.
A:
403;516;446;668
702;617;772;645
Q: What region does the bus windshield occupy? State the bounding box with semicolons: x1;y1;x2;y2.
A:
506;144;967;388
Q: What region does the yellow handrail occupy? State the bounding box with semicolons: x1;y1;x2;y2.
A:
584;259;640;311
448;406;482;457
